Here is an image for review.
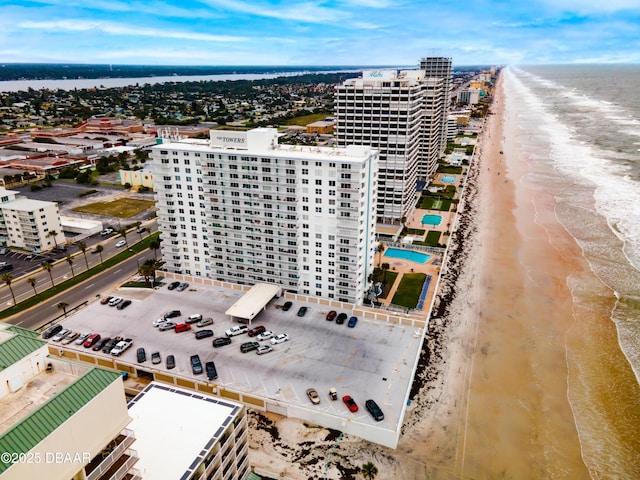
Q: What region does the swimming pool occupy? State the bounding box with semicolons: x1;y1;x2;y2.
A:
421;214;442;226
442;175;457;183
383;247;432;264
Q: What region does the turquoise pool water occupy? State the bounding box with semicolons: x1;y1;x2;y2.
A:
442;175;457;183
383;247;432;264
421;214;442;226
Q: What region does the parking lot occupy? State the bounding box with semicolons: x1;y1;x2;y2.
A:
51;279;424;447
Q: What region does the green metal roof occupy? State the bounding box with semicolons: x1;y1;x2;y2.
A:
0;333;47;373
5;325;40;339
0;368;121;474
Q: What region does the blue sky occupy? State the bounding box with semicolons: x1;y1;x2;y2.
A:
1;0;639;66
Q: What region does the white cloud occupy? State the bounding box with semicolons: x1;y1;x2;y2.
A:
18;20;247;42
198;0;344;23
536;0;640;13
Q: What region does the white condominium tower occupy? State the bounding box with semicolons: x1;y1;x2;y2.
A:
419;56;453;157
335;69;426;225
151;128;378;304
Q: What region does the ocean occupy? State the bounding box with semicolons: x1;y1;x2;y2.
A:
503;65;640;478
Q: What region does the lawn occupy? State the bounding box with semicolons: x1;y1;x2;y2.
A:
281;113;331;126
72;198;156;218
418;197;452;211
372;269;398;299
425;230;441;246
391;273;427;309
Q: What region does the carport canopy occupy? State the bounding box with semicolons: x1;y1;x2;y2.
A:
225;283;283;325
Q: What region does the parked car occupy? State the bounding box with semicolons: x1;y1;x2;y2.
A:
167;281;180;290
93;337;110;351
256;330;273;341
136;347;147;363
282;301;293;311
365;399;385;421
196;317;214;328
166;354;176;370
61;332;80;345
247;325;266;337
115;240;126;248
186;313;203;324
0;262;13;272
116;299;132;310
83;333;101;348
347;316;358;328
74;332;90;345
102;336;122;353
326;310;337;321
190;354;203;374
0;247;9;254
111;338;133;356
90;247;100;254
151;352;161;364
42;324;63;340
225;325;248;337
256;345;273;355
297;306;308;317
342;395;359;412
101;228;114;236
153;317;168;327
270;333;289;345
240;341;260;353
158;322;176;331
195;329;214;340
136;227;146;234
174;323;191;333
176;282;189;291
52;328;71;342
336;313;347;325
108;297;123;307
212;337;232;348
100;296;113;305
52;245;67;253
164;310;181;319
205;361;218;380
306;388;320;405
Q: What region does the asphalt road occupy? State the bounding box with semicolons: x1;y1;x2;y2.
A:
4;250;152;331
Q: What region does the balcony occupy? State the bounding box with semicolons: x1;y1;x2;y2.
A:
85;429;137;480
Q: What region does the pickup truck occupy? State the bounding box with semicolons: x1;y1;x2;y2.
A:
225;325;249;337
110;338;133;356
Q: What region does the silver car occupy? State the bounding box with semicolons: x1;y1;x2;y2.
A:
158;322;176;331
52;328;71;342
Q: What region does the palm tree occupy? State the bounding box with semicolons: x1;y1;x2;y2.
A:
149;238;160;260
381;262;390;283
47;230;59;247
361;462;378;480
27;277;38;296
57;301;69;317
376;242;385;268
138;261;155;288
2;272;16;305
42;260;55;287
65;254;75;278
95;244;104;265
77;241;90;271
117;227;129;248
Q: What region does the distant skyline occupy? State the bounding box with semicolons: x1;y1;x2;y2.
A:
1;0;639;66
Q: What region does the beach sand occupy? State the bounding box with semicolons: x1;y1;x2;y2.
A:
246;72;613;478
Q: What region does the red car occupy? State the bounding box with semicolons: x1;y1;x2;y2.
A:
342;395;358;412
83;333;101;348
248;325;266;337
326;310;337;321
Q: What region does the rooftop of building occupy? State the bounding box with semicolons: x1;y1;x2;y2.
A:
127;382;243;480
1;196;56;211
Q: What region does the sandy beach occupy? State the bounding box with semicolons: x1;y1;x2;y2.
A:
245;71;616;478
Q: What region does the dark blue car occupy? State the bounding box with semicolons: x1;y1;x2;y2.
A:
347;316;358;328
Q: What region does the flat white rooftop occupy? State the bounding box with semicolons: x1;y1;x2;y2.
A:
127;382;242;480
225;283;282;322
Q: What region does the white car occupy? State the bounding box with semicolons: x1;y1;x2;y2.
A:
108;297;123;307
110;338;133;356
225;325;249;337
256;330;273;341
52;328;71;342
75;333;90;345
270;333;289;345
152;317;168;327
115;240;126;248
256;345;273;355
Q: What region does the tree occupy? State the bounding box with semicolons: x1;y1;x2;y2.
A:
42;260;55;287
65;254;75;278
95;244;104;265
77;241;89;271
149;238;160;260
47;230;59;247
2;272;16;305
27;277;38;296
138;261;155;288
117;227;129;248
361;462;378;480
376;242;385;268
381;262;390;283
57;301;69;317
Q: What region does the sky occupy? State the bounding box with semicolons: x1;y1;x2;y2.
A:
0;0;639;66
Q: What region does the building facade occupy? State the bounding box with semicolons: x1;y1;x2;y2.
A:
151;128;378;304
419;56;453;156
0;188;65;252
335;69;425;225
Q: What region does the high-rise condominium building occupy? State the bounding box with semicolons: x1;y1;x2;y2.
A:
151;128;378;304
419;56;453;156
335;69;426;225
